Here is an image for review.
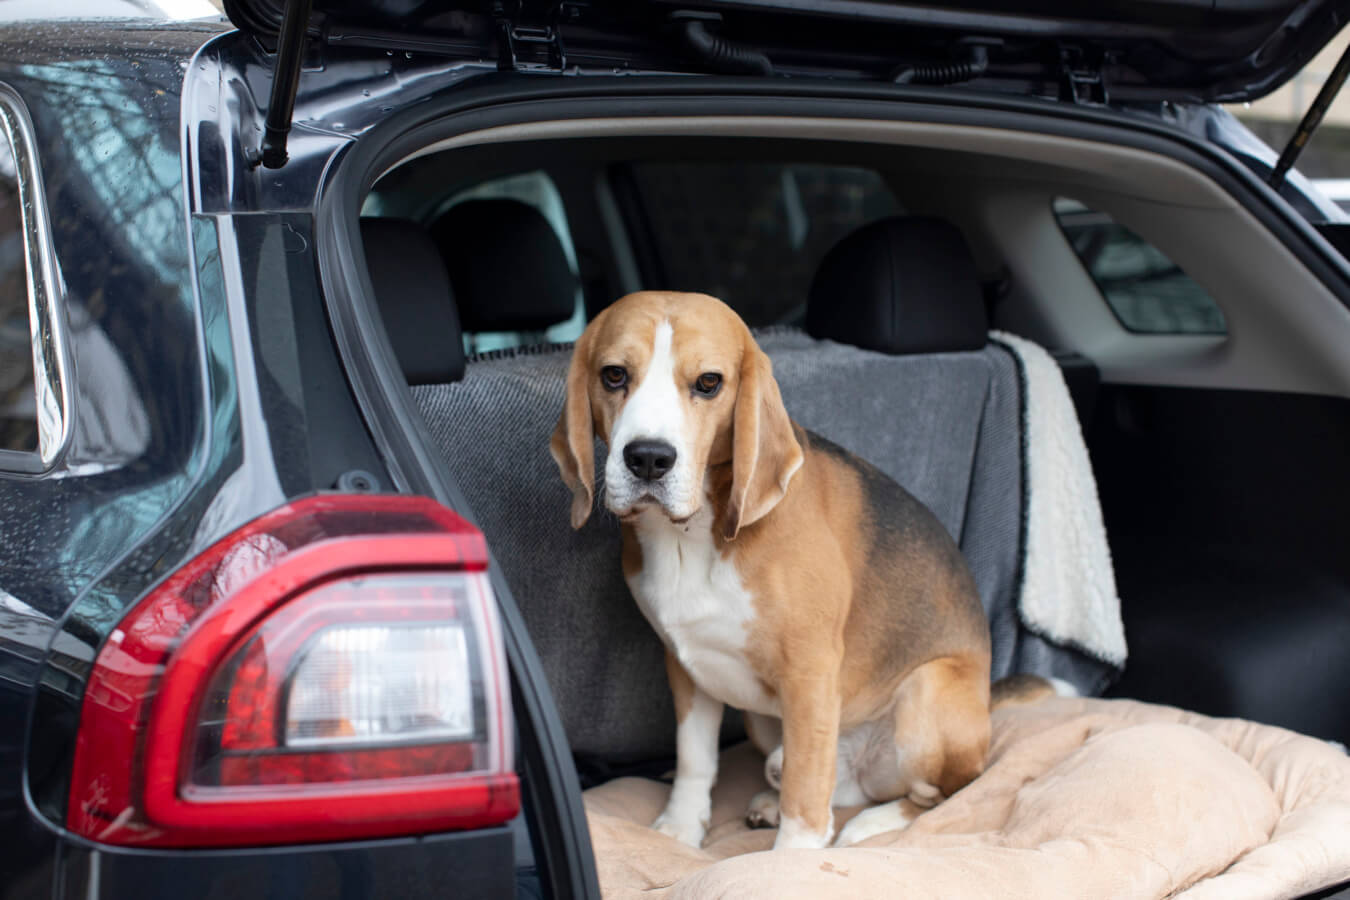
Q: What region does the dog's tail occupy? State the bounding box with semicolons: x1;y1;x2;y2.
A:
990;673;1080;711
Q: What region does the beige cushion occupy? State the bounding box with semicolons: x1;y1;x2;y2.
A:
584;698;1350;900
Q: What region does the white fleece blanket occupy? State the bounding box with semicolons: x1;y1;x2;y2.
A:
991;331;1127;668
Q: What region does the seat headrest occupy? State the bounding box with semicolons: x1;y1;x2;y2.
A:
430;198;578;333
806;216;988;355
361;217;465;384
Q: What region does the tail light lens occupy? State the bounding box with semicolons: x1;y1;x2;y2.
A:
68;495;517;848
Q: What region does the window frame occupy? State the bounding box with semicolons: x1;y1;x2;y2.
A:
0;83;72;474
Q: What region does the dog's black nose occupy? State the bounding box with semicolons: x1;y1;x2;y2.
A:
623;440;677;482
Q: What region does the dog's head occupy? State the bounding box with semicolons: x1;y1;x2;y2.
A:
550;291;803;539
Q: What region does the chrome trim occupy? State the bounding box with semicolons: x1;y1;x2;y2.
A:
0;83;72;474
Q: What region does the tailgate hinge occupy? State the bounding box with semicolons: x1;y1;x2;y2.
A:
1059;46;1108;106
495;1;569;72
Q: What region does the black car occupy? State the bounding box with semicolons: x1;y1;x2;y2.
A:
2;1;1349;897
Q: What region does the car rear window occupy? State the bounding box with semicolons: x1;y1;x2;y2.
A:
619;163;901;327
1054;197;1226;335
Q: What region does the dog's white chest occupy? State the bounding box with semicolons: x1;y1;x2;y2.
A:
627;509;777;715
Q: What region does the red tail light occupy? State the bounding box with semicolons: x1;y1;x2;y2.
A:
68;494;517;848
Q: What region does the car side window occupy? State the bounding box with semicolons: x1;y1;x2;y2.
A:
0;88;68;472
0;115;34;453
437;171;586;354
618;162;901;327
1054;197;1226;335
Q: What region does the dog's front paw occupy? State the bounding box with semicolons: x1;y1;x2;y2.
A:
652;812;708;848
745;790;781;828
772;812;833;850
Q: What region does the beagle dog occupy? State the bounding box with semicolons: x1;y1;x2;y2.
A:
551;290;995;850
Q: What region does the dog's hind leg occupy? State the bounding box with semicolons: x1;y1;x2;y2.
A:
746;788;781;829
835;655;990;847
745;713;783;828
833;800;913;847
878;654;990;801
744;711;782;758
749;719;889;829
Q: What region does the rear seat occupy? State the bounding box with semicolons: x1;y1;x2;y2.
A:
362;212;1114;770
429;198;578;341
360;217;465;385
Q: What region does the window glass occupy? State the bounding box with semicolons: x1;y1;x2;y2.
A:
1054;197;1226;335
624;163;901;327
437;171;586;354
0;123;37;453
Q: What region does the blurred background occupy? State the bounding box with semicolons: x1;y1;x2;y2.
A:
1232;29;1350;206
1234;30;1350;175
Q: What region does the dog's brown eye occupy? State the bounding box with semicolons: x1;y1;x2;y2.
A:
694;372;722;397
601;366;628;391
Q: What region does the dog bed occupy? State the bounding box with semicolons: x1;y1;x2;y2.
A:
583;697;1350;899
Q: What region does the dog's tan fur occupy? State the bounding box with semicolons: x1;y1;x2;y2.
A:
553;291;993;847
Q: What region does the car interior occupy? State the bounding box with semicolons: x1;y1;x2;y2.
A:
354;118;1350;887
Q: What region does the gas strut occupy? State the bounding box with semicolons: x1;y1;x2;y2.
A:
251;0;313;169
1270;41;1350;192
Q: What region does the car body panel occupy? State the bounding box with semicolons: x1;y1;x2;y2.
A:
0;24;421;898
47;826;514;899
0;22;227;893
182;29;494;215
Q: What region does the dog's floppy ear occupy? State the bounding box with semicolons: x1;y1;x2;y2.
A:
550;327;596;529
724;336;803;540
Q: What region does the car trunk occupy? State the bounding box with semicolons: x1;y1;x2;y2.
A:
347;86;1350;728
356;116;1350;898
